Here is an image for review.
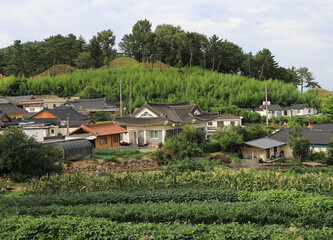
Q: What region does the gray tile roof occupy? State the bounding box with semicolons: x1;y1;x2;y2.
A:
115;101;219;126
269;127;333;145
244;137;286;149
67;98;117;111
25;107;92;128
0;103;27;114
307;124;333;131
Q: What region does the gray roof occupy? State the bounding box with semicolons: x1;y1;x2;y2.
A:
0;113;19;127
0;103;27;114
307;123;333;131
25;107;92;128
255;103;315;111
244;137;286;149
67;98;117;111
269;127;333;145
114;101;219;126
6;95;34;105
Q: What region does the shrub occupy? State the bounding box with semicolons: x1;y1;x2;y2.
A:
103;156;120;163
165;158;219;173
164;125;205;160
310;151;328;164
0;127;62;182
203;139;221;153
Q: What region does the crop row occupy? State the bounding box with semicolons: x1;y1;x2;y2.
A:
3;189;332;212
2;201;332;227
1;215;332;240
27;169;333;195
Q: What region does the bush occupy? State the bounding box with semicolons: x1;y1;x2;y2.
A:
310;151;328;164
203;139;221;153
165;158;220;173
164;125;205;160
103;156;120;163
0;127;62;181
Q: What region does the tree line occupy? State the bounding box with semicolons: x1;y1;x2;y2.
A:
0;20;319;91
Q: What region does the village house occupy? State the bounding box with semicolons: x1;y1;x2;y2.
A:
0;112;19;129
207;114;243;136
114;101;219;145
0;103;27;119
69;122;127;148
239;124;333;161
23;107;93;136
248;101;317;119
64;97;119;117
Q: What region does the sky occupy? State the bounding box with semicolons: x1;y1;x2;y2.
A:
1;0;332;90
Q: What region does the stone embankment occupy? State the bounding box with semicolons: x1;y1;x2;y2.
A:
64;159;157;175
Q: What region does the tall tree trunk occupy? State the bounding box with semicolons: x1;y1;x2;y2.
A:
259;63;265;80
189;46;193;68
248;62;251;78
216;57;222;72
53;55;56;76
211;56;215;71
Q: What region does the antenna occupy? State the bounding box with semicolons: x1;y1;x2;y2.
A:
263;82;272;126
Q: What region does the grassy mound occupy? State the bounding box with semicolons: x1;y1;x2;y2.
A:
101;57;139;69
306;88;333;105
34;64;75;78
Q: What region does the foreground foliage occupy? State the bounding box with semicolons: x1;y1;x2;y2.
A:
1;216;332;240
26;169;333;195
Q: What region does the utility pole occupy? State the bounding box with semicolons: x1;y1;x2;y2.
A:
265;83;268;126
129;78;132;114
120;76;123;117
66;113;69;137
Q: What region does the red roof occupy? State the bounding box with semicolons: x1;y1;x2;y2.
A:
70;122;127;136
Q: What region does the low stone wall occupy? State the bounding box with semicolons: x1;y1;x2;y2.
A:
65;159;157;175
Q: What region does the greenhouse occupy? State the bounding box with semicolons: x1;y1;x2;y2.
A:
44;139;93;161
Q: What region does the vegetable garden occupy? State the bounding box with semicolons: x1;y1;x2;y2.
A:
1;167;332;239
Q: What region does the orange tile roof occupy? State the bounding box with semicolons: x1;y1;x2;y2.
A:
70;122;127;136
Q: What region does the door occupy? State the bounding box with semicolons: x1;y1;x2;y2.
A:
133;132;137;144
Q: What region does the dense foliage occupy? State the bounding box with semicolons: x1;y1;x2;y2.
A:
0;66;319;114
26;169;333;195
0;127;62;181
164;125;206;159
2;165;332;239
1;20;318;89
1;216;332;240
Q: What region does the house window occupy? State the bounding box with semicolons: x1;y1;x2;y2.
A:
113;135;118;143
297;109;301;113
140;111;152;117
100;138;107;145
30;108;35;112
231;121;235;125
51;129;55;135
208;121;213;126
308;109;311;114
150;131;159;139
284;111;288;116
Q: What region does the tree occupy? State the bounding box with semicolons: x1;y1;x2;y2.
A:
43;35;66;75
254;48;278;80
0;127;62;181
75;52;94;81
288;124;311;162
326;138;333;165
119;19;153;62
97;29;116;68
6;40;25;76
87;36;103;68
164;125;205;159
296;67;319;93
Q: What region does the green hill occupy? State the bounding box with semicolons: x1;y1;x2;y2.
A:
0;64;319;113
306;88;333;106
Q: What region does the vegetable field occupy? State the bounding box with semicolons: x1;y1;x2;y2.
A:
1;168;332;239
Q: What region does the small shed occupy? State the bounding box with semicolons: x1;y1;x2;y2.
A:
44;139;93;161
239;137;287;161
